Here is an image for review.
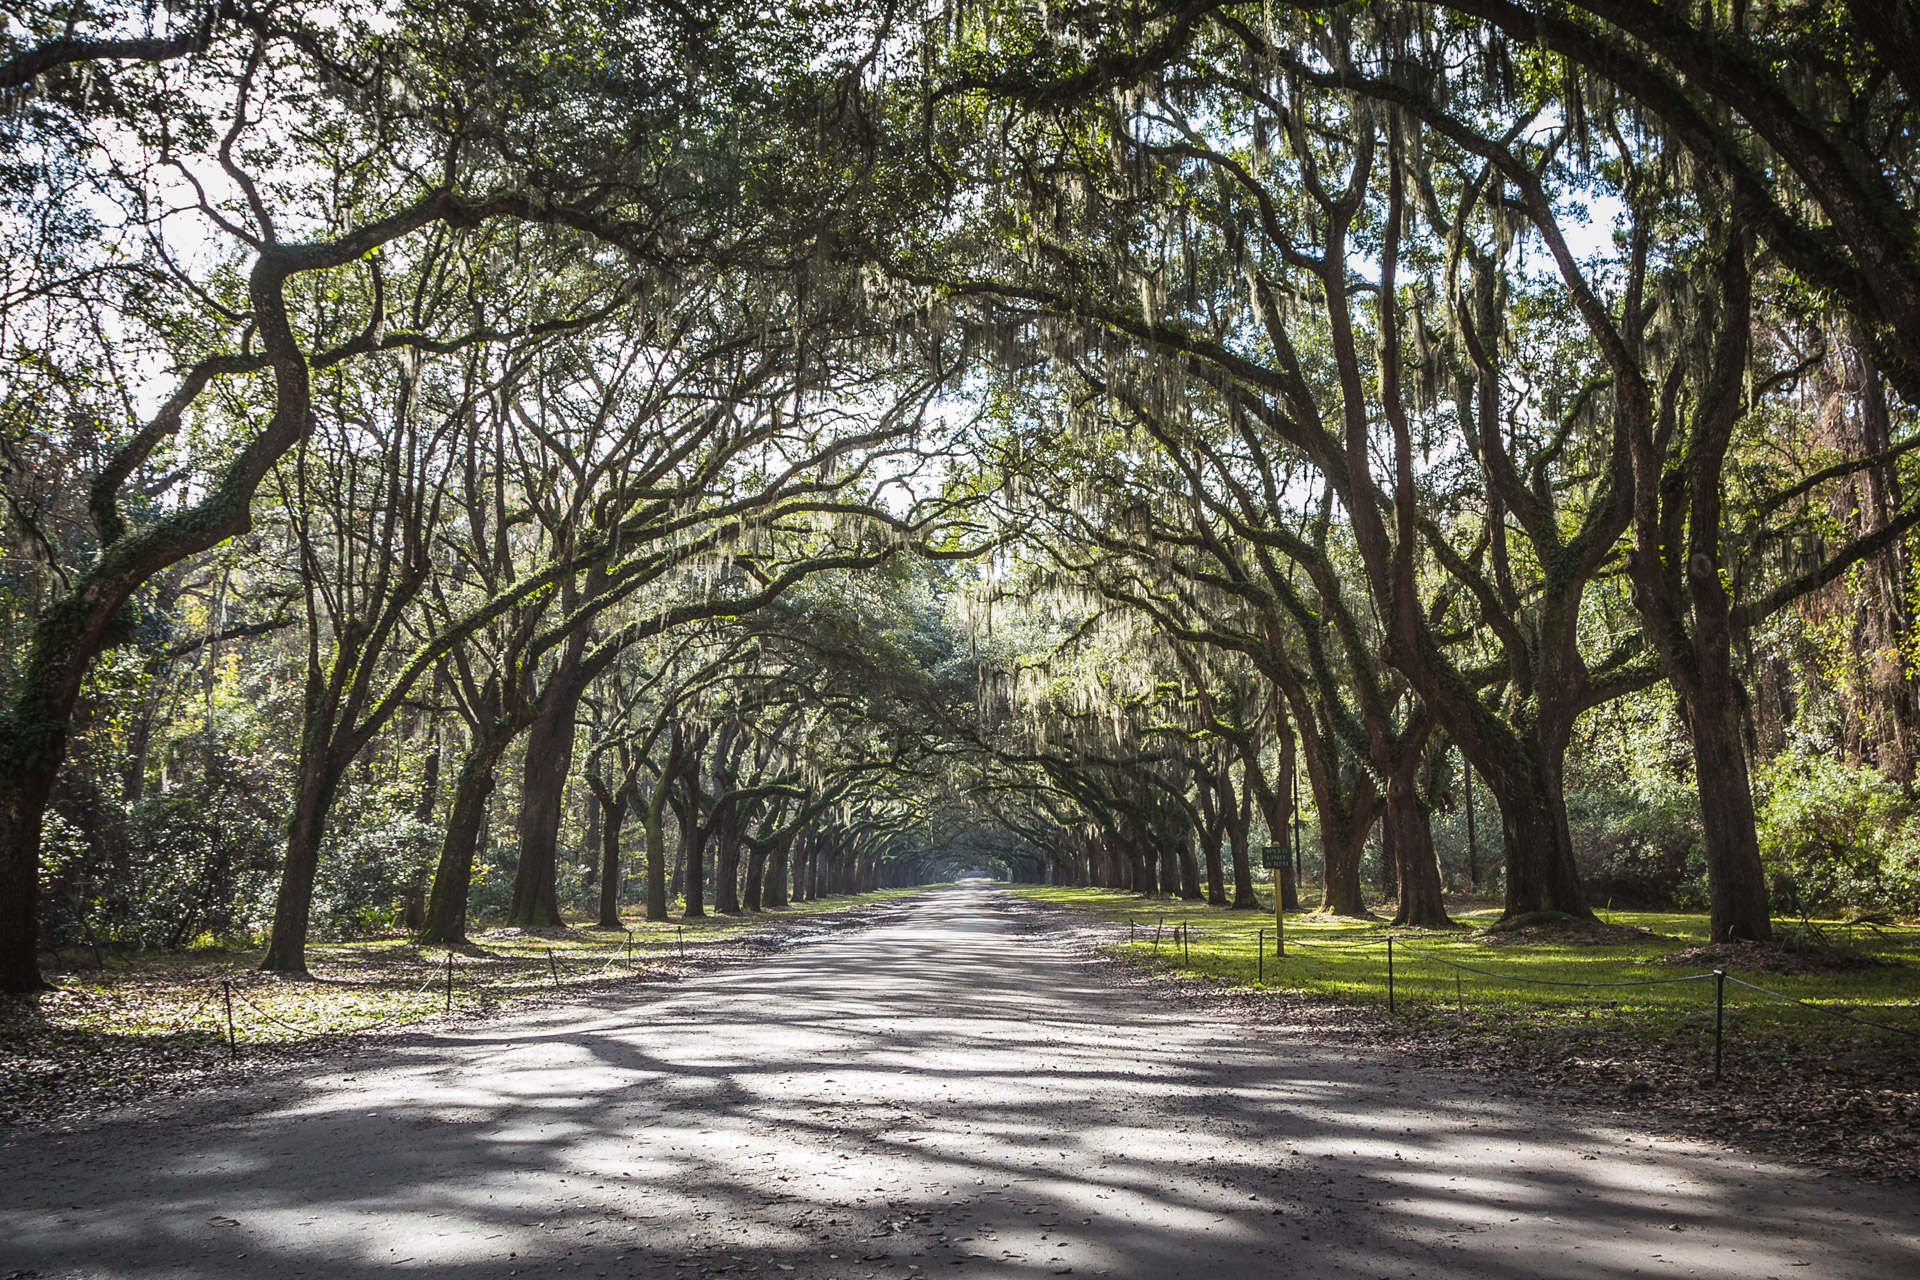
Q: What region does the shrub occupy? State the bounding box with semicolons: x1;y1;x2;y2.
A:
1557;686;1705;908
1755;745;1920;920
312;812;438;940
102;792;282;949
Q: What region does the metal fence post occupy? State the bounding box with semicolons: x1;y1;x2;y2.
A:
1714;969;1726;1081
223;980;236;1058
548;947;559;985
1258;929;1265;984
445;950;454;1013
1387;938;1395;1014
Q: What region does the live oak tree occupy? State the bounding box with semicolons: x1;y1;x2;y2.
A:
0;0;866;989
980;373;1451;923
0;7;626;990
926;0;1920;939
12;0;1920;978
906;45;1651;925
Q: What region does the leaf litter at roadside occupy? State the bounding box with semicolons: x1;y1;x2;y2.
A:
1658;940;1893;975
0;896;912;1131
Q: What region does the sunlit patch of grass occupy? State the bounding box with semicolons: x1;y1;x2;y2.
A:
1012;886;1920;1065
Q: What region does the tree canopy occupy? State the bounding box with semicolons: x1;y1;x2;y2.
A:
4;0;1920;991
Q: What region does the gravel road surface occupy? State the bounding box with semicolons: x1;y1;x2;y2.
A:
3;882;1916;1279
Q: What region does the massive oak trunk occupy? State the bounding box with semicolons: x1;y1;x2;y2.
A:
418;734;510;946
765;833;790;908
676;784;706;918
1222;768;1258;908
594;784;629;929
1128;835;1153;894
1299;751;1377;919
1686;690;1772;941
1274;723;1302;911
1476;718;1589;920
1271;676;1376;917
1320;807;1372;917
1194;774;1227;905
1383;748;1451;929
1386;627;1596;924
506;632;590;928
711;804;744;915
262;627;371;974
1176;838;1203;901
259;761;344;974
643;780;671;923
0;756;61;990
743;838;768;912
1366;713;1450;929
1198;825;1226;904
1620;229;1773;942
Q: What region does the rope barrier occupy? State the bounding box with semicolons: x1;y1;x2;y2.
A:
227;985;314;1037
63;926;683;1057
174;986;220;1027
1146;927;1738;990
1724;975;1920;1044
227;967;451;1041
1132;919;1920;1076
1285;938;1393;955
1393;943;1718;990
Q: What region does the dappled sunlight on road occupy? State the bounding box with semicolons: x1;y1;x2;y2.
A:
3;883;1917;1278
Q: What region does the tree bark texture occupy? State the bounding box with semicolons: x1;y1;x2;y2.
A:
506;635;590;927
418;735;508;946
1384;750;1451;929
595;786;626;929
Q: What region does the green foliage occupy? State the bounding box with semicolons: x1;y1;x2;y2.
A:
312;811;438;941
1756;744;1920;920
1565;777;1708;911
1564;691;1707;909
51;791;284;952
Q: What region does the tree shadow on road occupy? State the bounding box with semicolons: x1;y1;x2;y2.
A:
2;887;1914;1279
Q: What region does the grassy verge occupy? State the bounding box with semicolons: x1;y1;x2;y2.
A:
0;889;925;1127
1013;885;1920;1177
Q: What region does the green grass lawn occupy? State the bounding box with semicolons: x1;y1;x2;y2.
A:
1011;886;1920;1078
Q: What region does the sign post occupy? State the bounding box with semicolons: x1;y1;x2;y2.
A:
1261;844;1287;958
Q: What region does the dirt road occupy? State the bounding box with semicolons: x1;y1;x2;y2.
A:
3;883;1916;1278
